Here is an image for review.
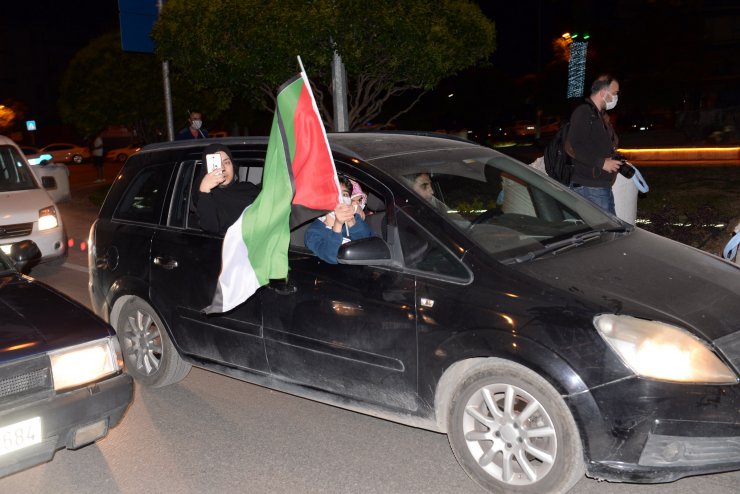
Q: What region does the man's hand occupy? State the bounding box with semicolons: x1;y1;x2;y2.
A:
603;158;622;173
199;170;226;192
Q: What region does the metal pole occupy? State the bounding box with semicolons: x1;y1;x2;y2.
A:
332;51;349;132
158;0;175;141
162;60;175;141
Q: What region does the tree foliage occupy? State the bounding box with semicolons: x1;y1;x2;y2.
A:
154;0;495;130
59;32;228;141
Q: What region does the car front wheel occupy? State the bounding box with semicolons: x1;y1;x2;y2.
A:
448;359;584;494
116;297;191;387
117;153;127;162
72;154;83;164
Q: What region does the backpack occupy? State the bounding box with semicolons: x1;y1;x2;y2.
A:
543;120;573;185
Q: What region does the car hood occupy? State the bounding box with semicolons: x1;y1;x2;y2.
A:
0;188;55;225
515;228;740;342
0;274;113;361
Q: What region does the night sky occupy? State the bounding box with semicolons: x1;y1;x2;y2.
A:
0;1;737;136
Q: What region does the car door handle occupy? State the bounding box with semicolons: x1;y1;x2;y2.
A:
153;256;178;270
95;256;110;270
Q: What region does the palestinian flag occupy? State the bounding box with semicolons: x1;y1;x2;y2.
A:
204;68;340;314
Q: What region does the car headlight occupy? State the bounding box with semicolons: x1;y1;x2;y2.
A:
594;314;737;384
38;206;59;231
49;337;122;391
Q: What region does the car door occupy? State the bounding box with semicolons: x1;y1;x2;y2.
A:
261;171;421;411
149;159;268;373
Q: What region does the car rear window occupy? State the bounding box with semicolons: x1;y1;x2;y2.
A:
0;146;37;192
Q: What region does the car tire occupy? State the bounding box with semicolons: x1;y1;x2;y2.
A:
447;359;584;494
72;154;83;164
116;297;191;387
117;153;127;162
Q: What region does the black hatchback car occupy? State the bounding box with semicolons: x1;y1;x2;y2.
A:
0;243;132;478
89;134;740;494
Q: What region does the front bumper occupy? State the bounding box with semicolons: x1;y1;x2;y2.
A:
568;376;740;483
0;372;133;478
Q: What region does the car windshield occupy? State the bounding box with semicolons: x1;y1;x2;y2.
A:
0;145;37;192
377;147;625;262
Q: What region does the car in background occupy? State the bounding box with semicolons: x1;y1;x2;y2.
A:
0;136;67;266
0;243;132;478
106;144;141;163
39;143;90;164
19;146;49;166
89;134;740;494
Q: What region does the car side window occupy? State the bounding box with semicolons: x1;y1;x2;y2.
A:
396;209;469;280
114;164;172;224
169;161;196;229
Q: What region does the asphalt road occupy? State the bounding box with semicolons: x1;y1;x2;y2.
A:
1;162;738;494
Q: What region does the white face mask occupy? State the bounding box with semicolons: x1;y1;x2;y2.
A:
191;119;203;130
605;93;618;111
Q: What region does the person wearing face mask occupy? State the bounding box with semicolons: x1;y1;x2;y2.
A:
195;143;259;234
566;74;622;214
176;110;209;140
304;174;373;264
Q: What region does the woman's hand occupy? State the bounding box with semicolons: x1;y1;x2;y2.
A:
332;203;355;232
199;170;227;192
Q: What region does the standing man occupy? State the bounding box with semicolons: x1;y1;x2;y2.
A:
567;74;622;215
176;110;209;140
91;132;105;183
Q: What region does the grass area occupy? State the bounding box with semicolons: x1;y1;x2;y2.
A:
635;165;740;253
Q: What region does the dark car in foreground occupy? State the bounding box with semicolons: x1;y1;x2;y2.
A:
88;134;740;494
0;243;132;478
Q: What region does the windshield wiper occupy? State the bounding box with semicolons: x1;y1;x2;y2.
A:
503;230;608;265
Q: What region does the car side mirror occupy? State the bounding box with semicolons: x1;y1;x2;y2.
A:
41;176;57;189
337;236;394;266
9;240;42;274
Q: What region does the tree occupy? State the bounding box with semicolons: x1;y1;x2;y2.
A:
153;0;496;131
59;32;228;142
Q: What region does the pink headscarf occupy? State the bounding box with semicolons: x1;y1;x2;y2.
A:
349;180;367;209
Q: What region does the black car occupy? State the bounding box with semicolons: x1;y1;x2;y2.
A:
0;242;132;478
88;134;740;494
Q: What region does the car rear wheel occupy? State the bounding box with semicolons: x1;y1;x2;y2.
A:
448;359;584;494
116;297;191;387
117;153;127;162
72;154;83;164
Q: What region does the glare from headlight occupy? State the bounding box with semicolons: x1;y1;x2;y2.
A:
38;206;59;231
594;314;737;384
50;338;121;391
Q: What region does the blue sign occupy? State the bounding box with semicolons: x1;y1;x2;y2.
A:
26;120;37;131
118;0;159;54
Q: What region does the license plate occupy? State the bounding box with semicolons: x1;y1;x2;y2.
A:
0;417;42;456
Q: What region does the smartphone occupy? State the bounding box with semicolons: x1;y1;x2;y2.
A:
206;153;222;174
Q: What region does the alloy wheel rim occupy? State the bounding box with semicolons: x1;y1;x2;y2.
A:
122;308;163;375
462;383;557;486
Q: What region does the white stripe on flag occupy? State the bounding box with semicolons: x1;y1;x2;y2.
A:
218;215;262;312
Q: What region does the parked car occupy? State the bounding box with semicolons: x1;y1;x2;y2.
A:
105;144;141;163
88;134;740;494
19;146;49;166
0;243;133;478
0;136;67;266
39;143;90;164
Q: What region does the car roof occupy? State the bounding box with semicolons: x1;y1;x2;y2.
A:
138;132;479;167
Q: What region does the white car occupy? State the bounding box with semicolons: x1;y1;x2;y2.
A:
39;142;90;164
105;144;141;163
0;136;67;266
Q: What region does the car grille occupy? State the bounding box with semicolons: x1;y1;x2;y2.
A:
714;330;740;376
0;355;52;405
0;222;33;240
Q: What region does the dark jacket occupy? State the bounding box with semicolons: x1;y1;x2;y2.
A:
196;181;259;235
176;127;209;140
567;100;618;187
304;214;373;264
